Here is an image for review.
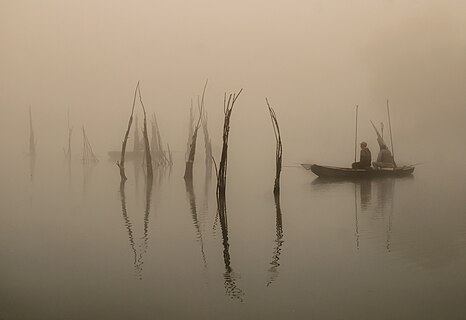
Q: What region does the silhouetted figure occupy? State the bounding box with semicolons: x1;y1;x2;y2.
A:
352;142;372;169
373;144;395;169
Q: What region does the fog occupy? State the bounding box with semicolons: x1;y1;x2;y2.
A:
1;0;465;167
3;2;466;318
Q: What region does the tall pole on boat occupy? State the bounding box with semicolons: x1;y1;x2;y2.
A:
386;99;395;166
354;105;359;163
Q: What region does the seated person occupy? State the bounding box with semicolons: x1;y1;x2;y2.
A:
372;144;395;169
352;142;371;169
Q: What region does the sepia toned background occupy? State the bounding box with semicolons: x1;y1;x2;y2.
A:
1;1;466;319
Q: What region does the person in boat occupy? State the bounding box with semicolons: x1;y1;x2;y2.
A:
352;142;372;169
372;144;395;169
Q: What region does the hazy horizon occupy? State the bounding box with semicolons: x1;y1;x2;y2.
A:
2;2;466;319
1;0;465;169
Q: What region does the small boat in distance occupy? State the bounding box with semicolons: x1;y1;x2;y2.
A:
302;164;415;179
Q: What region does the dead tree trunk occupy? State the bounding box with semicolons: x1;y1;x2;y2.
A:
266;98;283;195
202;112;212;176
184;80;208;180
211;88;244;301
137;85;153;180
216;89;243;199
117;82;138;183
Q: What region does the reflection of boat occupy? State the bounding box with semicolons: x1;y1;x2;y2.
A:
302;164;414;179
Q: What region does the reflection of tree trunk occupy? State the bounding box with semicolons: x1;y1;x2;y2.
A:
119;174;154;280
267;193;284;286
185;179;207;267
217;193;244;301
137;176;153;275
119;182;140;278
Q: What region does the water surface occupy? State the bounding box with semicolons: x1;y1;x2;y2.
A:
1;154;466;320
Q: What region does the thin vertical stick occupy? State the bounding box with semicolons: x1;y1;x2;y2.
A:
354;105;359;163
386;99;395;166
29;106;36;157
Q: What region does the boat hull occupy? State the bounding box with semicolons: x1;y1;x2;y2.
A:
302;164;415;179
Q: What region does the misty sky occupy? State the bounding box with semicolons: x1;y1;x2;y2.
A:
1;0;465;167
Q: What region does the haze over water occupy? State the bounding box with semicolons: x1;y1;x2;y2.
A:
2;1;466;319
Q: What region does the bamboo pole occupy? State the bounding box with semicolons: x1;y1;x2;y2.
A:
354;105;358;163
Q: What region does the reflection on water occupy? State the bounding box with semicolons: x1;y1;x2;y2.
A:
267;194;284;286
119;182;139;277
313;175;463;270
314;177;398;252
185;179;207;267
353;183;360;250
118;174;154;280
139;175;153;275
6;158;466;319
355;178;395;252
216;190;245;301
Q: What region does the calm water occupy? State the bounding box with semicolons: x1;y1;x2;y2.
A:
1;153;466;320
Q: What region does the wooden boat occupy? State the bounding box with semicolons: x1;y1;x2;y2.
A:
302;164;415;179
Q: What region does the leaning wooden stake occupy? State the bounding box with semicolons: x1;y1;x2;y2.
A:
64;108;72;160
138;85;153;179
82;126;99;164
117;82;139;183
184;80;208;180
266;98;283;195
29;106;36;157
